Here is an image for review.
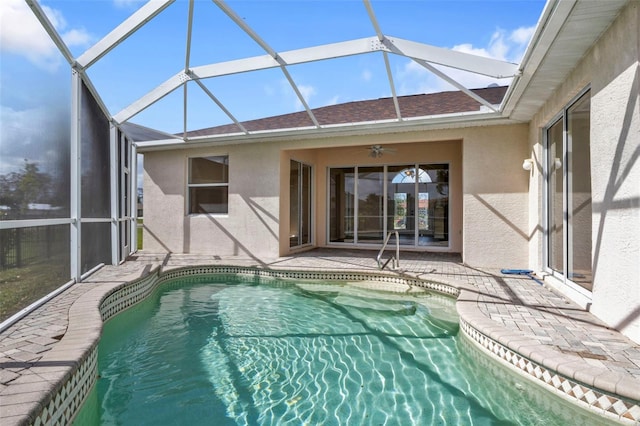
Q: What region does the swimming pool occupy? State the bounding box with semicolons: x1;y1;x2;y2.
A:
74;274;617;425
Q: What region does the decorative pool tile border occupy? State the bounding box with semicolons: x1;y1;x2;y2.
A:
157;265;461;298
100;271;159;323
460;318;640;424
28;264;638;426
29;347;97;426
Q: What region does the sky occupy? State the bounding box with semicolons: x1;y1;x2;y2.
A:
0;0;546;178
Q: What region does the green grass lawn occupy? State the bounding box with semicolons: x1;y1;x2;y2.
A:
137;218;143;249
0;259;69;322
0;222;143;323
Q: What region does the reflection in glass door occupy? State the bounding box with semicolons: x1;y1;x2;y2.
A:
357;167;384;243
329;164;449;247
545;90;592;291
418;164;449;246
567;93;592;289
547;119;564;274
290;160;312;248
329;168;355;243
388;165;416;245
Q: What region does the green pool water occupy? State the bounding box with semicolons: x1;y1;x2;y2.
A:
74;275;613;425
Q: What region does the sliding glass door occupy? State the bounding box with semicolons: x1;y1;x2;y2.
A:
388;165;416;246
547;119;564;274
545;89;592;291
357;167;384;243
329;168;355;243
329;164;449;247
418;165;449;246
290;160;312;248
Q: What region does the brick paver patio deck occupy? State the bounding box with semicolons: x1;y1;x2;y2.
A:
1;249;639;424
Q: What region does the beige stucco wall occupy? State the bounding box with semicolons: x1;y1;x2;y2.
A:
462;124;530;267
144;143;281;259
528;2;640;342
145;123;530;268
282;126;529;266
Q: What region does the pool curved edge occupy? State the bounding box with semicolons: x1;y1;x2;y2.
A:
455;287;640;425
23;265;639;426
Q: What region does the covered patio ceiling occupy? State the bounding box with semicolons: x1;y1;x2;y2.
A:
23;0;629;147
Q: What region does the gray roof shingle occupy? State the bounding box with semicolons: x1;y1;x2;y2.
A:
185;85;507;137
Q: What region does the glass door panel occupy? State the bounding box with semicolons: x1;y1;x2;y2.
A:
289;160;312;248
567;93;592;290
388;165;416;245
301;164;311;245
418;164;449;247
329;168;355;243
329;164;449;247
357;167;384;243
289;160;300;247
546;90;592;291
547;120;564;274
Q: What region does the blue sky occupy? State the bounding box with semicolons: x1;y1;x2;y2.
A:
1;0;545;175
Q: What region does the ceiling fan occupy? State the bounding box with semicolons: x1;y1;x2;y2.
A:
368;145;396;158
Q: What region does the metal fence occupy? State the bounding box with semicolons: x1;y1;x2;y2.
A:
0;226;68;271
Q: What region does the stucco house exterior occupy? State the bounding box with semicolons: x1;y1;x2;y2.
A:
137;0;639;344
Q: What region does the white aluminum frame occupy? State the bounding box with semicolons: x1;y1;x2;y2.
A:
542;86;593;300
71;70;82;282
115;33;518;126
130;144;139;253
4;0;526;329
76;0;176;70
110;124;119;265
364;0;402;121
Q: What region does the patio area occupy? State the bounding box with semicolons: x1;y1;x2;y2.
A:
0;249;639;425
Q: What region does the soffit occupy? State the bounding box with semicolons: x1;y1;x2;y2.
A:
504;0;629;122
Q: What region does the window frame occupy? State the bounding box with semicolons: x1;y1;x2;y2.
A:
187;155;229;216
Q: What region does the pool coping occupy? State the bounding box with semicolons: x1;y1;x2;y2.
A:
5;264;640;425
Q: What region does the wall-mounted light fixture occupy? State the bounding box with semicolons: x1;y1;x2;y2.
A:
522;159;534;171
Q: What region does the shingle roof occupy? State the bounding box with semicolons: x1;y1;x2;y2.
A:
185;85;508;138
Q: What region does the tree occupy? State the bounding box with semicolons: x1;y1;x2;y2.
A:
0;161;51;219
0;161;53;268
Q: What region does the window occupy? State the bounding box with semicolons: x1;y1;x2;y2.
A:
545;89;592;291
188;156;229;214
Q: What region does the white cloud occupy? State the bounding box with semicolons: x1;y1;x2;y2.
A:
113;0;147;9
41;5;66;29
0;105;69;174
451;26;534;63
295;84;317;110
362;69;372;82
0;0;91;71
511;26;536;46
326;95;341;106
263;84;276;97
395;26;535;96
274;79;318;110
396;60;433;95
63;28;92;47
